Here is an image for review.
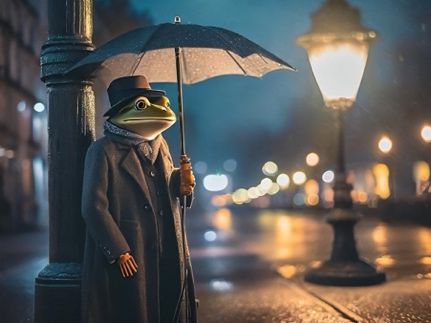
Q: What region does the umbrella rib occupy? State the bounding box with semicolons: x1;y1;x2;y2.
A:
130;50;147;76
225;49;248;75
209;27;248;75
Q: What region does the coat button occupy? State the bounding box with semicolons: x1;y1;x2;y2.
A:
144;204;151;211
150;170;156;177
159;210;164;216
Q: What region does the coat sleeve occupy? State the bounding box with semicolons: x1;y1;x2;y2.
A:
82;141;130;264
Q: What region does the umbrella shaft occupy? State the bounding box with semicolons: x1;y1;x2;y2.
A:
175;47;186;156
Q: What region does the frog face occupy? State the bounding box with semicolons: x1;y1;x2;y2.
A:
109;95;176;140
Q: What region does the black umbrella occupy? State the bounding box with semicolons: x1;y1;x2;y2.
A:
68;16;295;156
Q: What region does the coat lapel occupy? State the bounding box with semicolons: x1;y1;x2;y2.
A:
120;148;155;211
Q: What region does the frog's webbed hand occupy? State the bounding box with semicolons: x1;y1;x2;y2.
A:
118;252;138;278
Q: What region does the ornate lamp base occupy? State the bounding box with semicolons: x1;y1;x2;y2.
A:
305;259;386;286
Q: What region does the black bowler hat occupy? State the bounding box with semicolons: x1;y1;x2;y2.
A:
104;75;165;117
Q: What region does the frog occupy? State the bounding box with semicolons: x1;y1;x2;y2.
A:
81;75;197;323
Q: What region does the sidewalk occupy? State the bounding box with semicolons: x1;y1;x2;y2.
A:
193;252;431;323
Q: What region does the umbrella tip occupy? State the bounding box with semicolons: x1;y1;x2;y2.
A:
174;16;181;24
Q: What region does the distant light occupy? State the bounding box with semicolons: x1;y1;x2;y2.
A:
268;183;280;195
223;159;237;172
5;149;14;159
421;125;431;143
420;256;431;265
247;187;261;199
0;147;5;157
260;178;273;191
194;161;208;175
306;152;320;167
277;265;297;279
304;179;319;195
232;188;249;204
17;101;26;112
378;136;393;154
372;163;391;199
276;173;290;189
33;102;45;113
203;230;217;242
209;279;233;292
262;161;278;176
375;255;395;267
322;170;335;183
306;194;319;206
293;193;305;206
203;174;228;192
292;171;307;185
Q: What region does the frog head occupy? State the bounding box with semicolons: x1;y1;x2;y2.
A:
108;95;176;140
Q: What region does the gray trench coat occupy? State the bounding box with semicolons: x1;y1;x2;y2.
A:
81;134;197;323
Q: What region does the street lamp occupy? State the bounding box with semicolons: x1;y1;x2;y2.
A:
297;0;385;285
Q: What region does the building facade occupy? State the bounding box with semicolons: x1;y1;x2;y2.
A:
0;0;48;231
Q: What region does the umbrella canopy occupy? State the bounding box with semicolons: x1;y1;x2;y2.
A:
68;22;295;84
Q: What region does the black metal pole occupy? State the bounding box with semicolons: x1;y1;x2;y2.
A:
304;108;385;286
34;0;95;322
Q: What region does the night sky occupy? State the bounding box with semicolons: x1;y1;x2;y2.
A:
97;0;431;188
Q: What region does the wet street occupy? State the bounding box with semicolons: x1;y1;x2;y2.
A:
1;209;431;322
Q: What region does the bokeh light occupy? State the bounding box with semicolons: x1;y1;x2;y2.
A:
378;136;393;154
292;171;307;185
259;178;273;191
247;187;261;199
203;174;228;192
305;152;319;167
232;188;249;205
276;173;290;189
194;161;208;175
17;101;26;112
33;102;45;113
203;230;217;242
262;161;278;176
223;159;237;172
267;183;280;195
421;125;431;143
322;170;335;183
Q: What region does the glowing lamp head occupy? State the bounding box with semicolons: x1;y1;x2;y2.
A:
297;0;376;109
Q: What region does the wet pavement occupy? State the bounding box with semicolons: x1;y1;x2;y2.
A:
0;209;430;322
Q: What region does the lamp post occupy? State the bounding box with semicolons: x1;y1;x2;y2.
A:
34;0;95;322
297;0;385;285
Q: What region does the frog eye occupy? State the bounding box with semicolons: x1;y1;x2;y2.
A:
135;98;149;111
165;101;171;108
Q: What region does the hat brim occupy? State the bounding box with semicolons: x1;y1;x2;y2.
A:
104;89;166;117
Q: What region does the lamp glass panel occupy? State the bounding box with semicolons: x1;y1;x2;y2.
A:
308;42;369;107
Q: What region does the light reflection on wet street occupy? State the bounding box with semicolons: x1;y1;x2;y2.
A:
187;209;431;322
0;210;431;322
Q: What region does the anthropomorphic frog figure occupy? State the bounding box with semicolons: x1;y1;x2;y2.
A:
81;75;198;323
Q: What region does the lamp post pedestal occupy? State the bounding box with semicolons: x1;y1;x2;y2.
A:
305;209;386;286
304;110;385;286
